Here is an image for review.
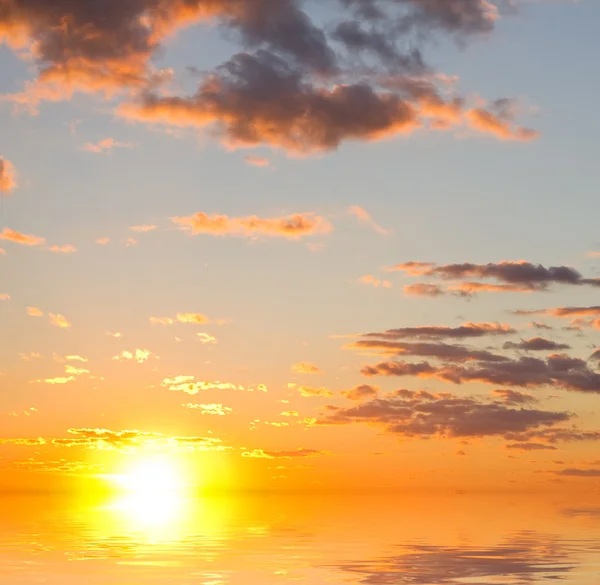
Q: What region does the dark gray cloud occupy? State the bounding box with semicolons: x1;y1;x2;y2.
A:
554;468;600;478
2;1;538;149
506;442;557;451
350;339;509;362
319;389;570;439
360;322;516;340
361;353;600;394
394;261;600;291
492;389;538;405
503;337;571;352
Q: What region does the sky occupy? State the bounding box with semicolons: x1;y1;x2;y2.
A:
1;0;600;495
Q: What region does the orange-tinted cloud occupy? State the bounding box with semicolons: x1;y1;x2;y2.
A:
0;228;45;246
348;205;391;236
49;313;71;329
82;138;133;153
244;156;271;167
96;237;110;245
292;362;322;375
49;244;77;254
515;306;600;318
360;275;392;288
0;294;10;301
150;313;210;325
26;306;43;317
130;224;158;233
466;108;539;141
0;158;16;194
404;283;444;297
342;384;379;401
172;211;332;240
289;384;333;397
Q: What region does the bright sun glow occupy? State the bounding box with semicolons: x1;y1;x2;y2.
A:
113;457;186;495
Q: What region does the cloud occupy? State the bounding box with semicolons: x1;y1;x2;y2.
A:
320;389;570;439
0;228;45;246
150;312;210;325
492;389;538;405
359;322;515;341
96;237;110;245
404;283;445;297
466;108;538;141
49;313;71;328
64;364;89;376
589;349;600;361
26;306;43;317
348;205;391;236
172;211;332;240
349;338;509;363
342;384;379;401
65;355;88;363
162;376;267;394
112;349;152;363
0;294;10;301
82;138;133;153
514;306;600;318
386;261;436;274
288;383;334;397
183;403;232;416
361;353;600;394
0;438;46;446
36;376;76;385
292;362;322;374
394;260;600;291
1;0;538;155
0;158;17;193
504;428;600;445
554;468;600;478
130;224;158;233
506;442;557;451
244;156;271;167
48;245;77;254
197;333;217;344
503;338;571;351
119;51;536;154
241;448;327;459
360;275;392;288
48;428;229;453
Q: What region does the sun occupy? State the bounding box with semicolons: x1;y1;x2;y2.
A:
114;456;186;495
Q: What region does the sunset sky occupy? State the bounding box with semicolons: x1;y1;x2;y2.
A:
1;0;600;495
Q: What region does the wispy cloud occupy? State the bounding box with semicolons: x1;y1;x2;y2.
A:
0;228;45;246
82;138;134;154
49;313;71;328
291;362;322;374
348;206;391;236
0;158;17;194
172;212;332;240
